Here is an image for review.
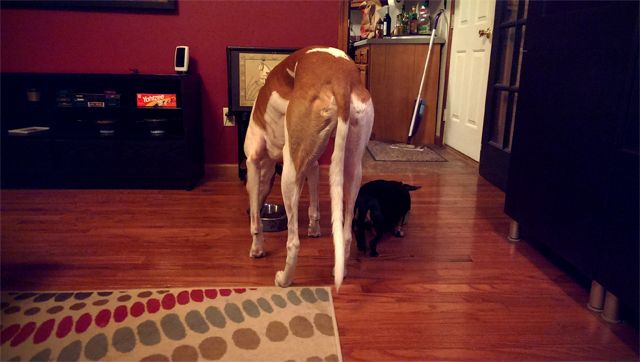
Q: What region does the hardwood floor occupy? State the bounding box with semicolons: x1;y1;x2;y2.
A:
2;147;638;360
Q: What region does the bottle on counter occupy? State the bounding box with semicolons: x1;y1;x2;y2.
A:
409;6;419;35
383;8;392;37
395;12;404;35
401;4;410;35
418;1;431;35
375;16;384;38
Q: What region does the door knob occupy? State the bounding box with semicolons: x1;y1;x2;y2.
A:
479;28;492;39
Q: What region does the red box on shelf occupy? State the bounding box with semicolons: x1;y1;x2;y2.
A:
136;93;177;108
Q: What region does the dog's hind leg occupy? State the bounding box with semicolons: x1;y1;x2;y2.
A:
246;157;276;258
245;120;277;258
393;224;405;237
306;160;321;237
368;203;385;257
368;231;383;257
275;141;305;287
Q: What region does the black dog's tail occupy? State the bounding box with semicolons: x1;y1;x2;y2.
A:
403;184;421;192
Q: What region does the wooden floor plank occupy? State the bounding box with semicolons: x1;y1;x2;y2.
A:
1;148;637;360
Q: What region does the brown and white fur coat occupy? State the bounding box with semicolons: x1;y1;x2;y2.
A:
244;46;374;290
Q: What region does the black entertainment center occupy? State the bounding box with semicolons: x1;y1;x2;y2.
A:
1;73;203;190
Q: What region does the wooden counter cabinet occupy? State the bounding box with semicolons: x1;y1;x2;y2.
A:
355;43;442;145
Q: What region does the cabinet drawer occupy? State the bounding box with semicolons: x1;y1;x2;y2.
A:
54;139;189;178
1;138;55;186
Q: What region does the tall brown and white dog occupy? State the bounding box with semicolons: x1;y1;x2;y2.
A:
244;46;374;290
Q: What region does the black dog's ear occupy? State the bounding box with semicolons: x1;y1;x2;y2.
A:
403;184;421;191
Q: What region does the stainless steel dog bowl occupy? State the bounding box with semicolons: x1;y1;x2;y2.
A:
261;203;287;232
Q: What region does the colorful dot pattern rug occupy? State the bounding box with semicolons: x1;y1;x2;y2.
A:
0;287;342;362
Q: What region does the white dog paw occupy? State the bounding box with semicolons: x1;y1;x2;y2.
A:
307;227;321;238
393;227;405;237
275;271;291;287
308;220;321;238
249;247;266;258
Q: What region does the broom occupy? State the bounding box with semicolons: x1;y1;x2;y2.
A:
392;10;444;151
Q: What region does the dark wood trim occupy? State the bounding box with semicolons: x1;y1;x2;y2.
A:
338;0;350;52
501;23;526;151
437;0;455;146
479;0;510;191
493;84;520;92
480;0;503;152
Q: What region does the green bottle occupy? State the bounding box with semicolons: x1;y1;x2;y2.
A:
418;1;431;35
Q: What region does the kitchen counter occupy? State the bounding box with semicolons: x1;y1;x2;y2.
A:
354;35;446;47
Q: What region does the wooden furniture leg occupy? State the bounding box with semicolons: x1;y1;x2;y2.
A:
587;280;605;312
602;291;621;323
508;220;521;242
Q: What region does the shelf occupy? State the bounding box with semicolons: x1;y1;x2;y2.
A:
6;132;51;139
134;107;183;112
1;72;203;189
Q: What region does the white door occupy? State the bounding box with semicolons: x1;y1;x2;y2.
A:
444;0;496;161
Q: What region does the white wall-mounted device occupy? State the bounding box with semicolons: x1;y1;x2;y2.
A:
174;46;189;73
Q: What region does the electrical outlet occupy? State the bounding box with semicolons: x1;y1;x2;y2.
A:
223;107;235;126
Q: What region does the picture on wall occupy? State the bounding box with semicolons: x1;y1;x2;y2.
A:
227;47;297;113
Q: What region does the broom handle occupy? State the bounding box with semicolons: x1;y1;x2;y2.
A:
408;27;437;138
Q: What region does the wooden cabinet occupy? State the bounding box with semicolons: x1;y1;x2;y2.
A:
505;2;638;323
355;42;441;145
1;73;204;189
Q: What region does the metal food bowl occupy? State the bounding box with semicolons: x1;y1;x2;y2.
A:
261;203;287;232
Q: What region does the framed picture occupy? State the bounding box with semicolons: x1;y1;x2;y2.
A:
226;47;297;113
1;0;177;11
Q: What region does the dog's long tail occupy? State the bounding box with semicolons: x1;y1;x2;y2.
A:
330;115;349;291
329;85;353;292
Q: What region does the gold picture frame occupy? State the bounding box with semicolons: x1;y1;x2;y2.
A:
227;47;296;113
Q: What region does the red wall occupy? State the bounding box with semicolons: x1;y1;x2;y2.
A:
1;1;340;164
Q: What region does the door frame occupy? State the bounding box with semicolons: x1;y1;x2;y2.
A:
436;0;456;146
338;0;349;52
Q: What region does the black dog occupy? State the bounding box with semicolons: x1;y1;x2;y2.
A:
353;180;420;257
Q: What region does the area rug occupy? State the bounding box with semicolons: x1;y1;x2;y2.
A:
0;287;341;362
367;140;446;162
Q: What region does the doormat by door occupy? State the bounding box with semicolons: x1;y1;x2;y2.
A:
1;287;341;362
367;140;446;162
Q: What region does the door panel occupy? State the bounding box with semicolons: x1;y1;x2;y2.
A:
468;51;487;129
450;52;466;125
